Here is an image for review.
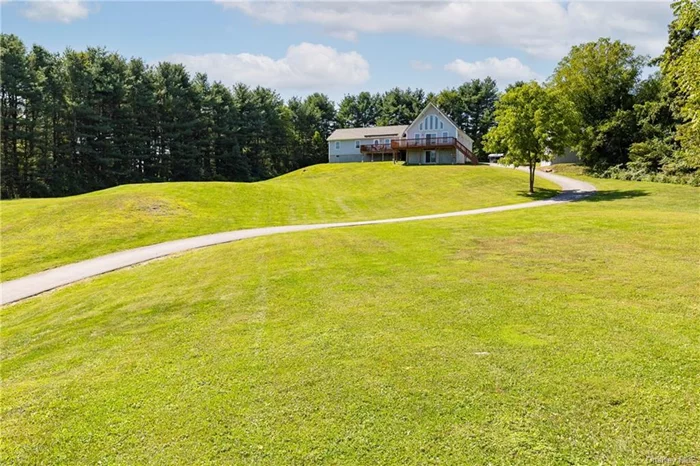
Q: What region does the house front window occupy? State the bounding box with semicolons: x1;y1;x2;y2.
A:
442;131;449;143
335;141;340;149
384;139;390;145
355;140;360;149
425;150;437;164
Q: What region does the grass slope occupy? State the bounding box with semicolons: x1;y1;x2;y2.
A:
0;163;558;281
2;177;698;464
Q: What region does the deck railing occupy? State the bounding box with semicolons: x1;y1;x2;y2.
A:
390;136;458;149
359;143;393;153
360;136;477;164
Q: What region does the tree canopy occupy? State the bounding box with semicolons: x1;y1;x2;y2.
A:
551;38;646;169
0;35;336;198
484;82;576;193
660;0;700;171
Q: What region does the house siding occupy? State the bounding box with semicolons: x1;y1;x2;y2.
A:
328;137;395;163
403;106;471;165
456;129;474;152
540;148;580;166
405;107;458;141
407;148;459;165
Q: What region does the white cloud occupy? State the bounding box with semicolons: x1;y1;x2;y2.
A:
218;0;672;59
410;60;433;71
164;43;369;90
326;29;358;42
21;0;89;23
445;57;541;84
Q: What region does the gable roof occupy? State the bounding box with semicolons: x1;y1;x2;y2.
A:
327;125;408;141
326;103;474;143
406;102;474;143
407;102;451;132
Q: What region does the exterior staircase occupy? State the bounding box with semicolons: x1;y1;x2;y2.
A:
454;138;478;165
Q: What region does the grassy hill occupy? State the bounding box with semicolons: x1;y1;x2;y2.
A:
2;175;698;464
0;163;559;281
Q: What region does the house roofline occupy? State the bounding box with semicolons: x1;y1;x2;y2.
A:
406;102;474;144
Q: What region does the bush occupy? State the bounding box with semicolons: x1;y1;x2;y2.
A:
598;165;700;186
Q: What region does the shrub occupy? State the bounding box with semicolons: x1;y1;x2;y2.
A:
599;165;700;186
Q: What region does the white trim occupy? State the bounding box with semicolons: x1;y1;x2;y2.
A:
405;102;461;137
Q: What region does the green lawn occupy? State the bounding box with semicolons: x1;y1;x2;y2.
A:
2;176;698;464
0;163;559;281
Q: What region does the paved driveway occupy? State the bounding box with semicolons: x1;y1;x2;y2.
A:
1;168;595;305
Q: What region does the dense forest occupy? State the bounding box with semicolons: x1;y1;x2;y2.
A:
0;32;499;198
0;0;697;198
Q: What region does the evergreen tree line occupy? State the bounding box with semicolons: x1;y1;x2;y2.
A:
0;34;500;199
0;36;340;198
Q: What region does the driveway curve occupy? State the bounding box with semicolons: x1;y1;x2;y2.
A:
1;168;595;305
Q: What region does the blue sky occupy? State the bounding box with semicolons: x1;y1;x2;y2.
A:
1;1;673;102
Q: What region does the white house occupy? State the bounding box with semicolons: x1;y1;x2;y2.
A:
327;103;477;165
540;148;581;166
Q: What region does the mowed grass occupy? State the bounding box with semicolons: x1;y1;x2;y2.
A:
2;177;698;464
0;163;559;281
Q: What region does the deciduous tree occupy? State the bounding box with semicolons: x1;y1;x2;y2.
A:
660;0;700;172
552;38;646;169
484;82;576;193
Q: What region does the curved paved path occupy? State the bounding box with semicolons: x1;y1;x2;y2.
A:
1;169;595;305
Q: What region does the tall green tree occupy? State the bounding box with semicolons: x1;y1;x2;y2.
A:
154;62;200;181
336;92;381;128
208;82;246;181
377;87;425;125
289;93;337;167
551;38;646;169
484;82;576;193
1;34;30;198
123;58;158;182
627;72;677;173
660;0;700;172
61;48;130;193
27;45;70;195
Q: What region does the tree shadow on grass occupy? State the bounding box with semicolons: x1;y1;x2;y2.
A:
517;188;650;203
579;189;650;202
516;188;561;201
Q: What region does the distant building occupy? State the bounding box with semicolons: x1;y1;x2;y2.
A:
541;148;580;166
327;102;477;165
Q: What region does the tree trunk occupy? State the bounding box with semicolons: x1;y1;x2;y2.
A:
529;161;535;194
